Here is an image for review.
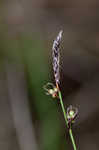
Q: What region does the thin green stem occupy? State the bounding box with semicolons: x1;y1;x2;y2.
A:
58;89;77;150
69;129;77;150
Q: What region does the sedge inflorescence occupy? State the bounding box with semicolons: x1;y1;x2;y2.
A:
43;30;78;150
52;30;63;84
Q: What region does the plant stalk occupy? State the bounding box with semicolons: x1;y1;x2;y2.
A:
56;83;77;150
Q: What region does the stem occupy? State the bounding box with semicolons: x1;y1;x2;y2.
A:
57;84;77;150
69;129;77;150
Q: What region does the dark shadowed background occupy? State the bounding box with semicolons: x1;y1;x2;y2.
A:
0;0;99;150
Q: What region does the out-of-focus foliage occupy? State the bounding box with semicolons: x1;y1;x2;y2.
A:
20;34;65;150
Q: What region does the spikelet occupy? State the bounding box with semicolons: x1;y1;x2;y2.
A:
52;30;63;84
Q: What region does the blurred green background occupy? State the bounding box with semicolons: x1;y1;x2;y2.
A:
0;0;99;150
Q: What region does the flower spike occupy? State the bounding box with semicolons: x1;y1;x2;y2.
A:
52;30;63;84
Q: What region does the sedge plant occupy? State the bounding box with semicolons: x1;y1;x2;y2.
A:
44;31;78;150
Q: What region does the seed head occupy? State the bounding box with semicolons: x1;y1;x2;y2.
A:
67;105;78;124
52;30;63;84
